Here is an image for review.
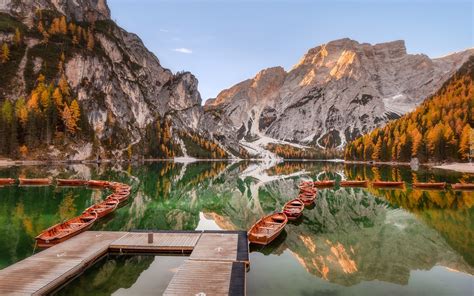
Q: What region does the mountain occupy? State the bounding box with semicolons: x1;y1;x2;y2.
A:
345;56;473;162
0;1;472;161
0;0;240;160
206;38;473;152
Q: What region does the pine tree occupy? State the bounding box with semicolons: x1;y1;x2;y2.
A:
372;137;382;161
68;22;76;35
58;74;70;96
59;16;68;34
37;21;45;34
40;89;51;109
14;28;22;46
87;28;95;51
19;145;28;158
459;125;472;160
72;35;79;46
411;127;423;158
49;18;60;35
62;104;76;134
15;98;28;126
1;43;10;63
53;87;63;108
70;99;81;129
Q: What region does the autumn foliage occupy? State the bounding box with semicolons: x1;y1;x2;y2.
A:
266;143;342;159
345;56;474;163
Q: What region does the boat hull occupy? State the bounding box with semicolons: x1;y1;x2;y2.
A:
57;179;87;186
372;181;404;188
19;178;51;186
452;183;474;190
87;180;110;188
248;213;287;245
0;178;15;185
313;181;335;188
35;214;97;248
283;199;304;220
413;182;446;189
84;199;118;219
340;180;368;187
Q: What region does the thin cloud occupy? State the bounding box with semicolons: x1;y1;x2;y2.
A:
174;48;193;54
159;29;169;33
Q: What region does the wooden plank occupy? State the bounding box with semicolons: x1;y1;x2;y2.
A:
109;232;201;252
163;260;233;296
0;231;248;295
0;231;126;296
190;233;238;262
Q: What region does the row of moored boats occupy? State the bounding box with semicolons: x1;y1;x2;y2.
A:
248;180;317;245
248;179;474;245
0;178;133;248
309;179;474;190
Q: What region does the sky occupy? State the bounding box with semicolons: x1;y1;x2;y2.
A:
107;0;473;102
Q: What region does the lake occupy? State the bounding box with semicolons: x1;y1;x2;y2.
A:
0;161;473;295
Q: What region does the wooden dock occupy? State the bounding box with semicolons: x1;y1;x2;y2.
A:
0;230;249;295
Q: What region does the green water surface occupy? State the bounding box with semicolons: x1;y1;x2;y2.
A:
0;161;472;295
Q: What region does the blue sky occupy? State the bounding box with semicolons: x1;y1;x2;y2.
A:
108;0;473;101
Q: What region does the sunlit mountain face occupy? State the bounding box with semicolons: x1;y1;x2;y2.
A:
0;161;472;295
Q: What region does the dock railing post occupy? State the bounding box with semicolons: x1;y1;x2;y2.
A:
148;232;153;244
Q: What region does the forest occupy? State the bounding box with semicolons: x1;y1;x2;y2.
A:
0;12;95;159
0;11;230;160
266;143;342;159
345;56;473;163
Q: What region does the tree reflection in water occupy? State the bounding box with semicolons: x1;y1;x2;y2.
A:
0;161;472;290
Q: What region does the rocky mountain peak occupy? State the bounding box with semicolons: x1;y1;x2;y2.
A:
2;0;110;26
293;38;407;71
207;38;473;154
372;39;406;58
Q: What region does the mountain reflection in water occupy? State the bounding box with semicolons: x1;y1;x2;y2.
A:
0;161;472;294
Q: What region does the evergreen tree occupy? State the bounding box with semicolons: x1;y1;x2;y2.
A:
59;16;68;34
459;125;472;160
14;28;22;46
1;43;10;63
87;28;95;51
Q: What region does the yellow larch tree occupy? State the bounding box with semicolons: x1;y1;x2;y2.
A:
1;43;10;63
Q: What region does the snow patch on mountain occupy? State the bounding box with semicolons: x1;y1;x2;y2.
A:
383;94;416;115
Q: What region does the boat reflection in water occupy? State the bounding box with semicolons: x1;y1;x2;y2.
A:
0;161;472;295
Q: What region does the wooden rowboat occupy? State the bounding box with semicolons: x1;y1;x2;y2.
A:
18;178;51;186
300;187;317;194
56;179;87;186
84;198;119;219
283;199;304;220
313;180;335;187
451;183;474;190
248;212;287;245
87;180;110;188
0;178;15;185
108;192;130;203
115;187;131;194
35;212;97;248
413;182;446;189
298;192;317;206
372;181;404;188
299;190;317;196
340;180;368;187
299;181;314;188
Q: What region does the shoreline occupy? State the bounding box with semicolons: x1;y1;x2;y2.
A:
1;158;473;174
